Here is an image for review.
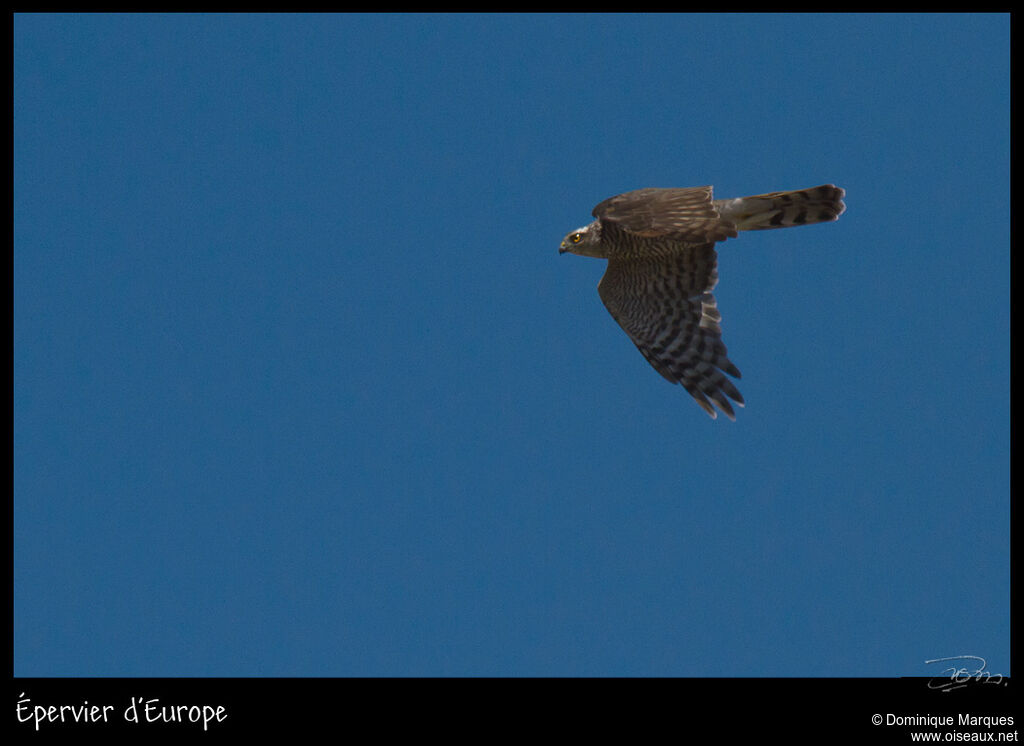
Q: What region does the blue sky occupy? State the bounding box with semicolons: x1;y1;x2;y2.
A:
14;13;1009;677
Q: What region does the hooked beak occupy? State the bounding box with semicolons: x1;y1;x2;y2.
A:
559;243;567;254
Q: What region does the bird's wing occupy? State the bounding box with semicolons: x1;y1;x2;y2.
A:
597;245;744;420
592;186;738;244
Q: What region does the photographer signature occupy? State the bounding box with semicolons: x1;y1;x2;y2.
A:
925;655;1006;692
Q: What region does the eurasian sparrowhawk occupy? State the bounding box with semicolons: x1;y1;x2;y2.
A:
560;184;846;420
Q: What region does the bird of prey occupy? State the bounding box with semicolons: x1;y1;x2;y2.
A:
560;184;846;420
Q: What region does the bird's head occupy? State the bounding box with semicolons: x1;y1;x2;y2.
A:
559;223;602;257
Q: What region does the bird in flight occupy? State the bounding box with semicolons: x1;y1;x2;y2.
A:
560;184;846;420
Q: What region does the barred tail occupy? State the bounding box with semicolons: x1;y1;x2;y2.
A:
714;184;846;231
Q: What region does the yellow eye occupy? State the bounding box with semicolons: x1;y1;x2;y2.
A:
571;233;582;243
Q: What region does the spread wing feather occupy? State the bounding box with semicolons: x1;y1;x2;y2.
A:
593;186;738;244
597;245;744;420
